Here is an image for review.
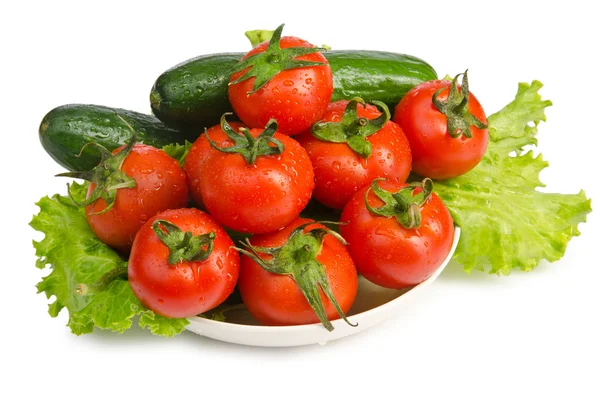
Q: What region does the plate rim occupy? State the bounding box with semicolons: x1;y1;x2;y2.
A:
186;226;460;333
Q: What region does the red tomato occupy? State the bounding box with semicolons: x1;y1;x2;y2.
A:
199;124;314;234
86;144;189;253
393;74;488;179
296;100;412;209
340;179;454;289
128;208;240;318
238;218;358;328
184;120;246;207
228;28;333;136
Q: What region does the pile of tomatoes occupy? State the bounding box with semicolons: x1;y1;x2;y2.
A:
76;26;489;330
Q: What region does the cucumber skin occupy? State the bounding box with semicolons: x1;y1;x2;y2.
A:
150;50;437;130
150;53;241;130
39;104;199;171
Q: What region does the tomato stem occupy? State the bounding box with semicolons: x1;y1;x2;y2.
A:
365;178;434;229
152;220;216;265
206;113;285;165
311;97;390;158
432;70;488;138
56;113;138;215
75;265;128;296
229;24;327;94
234;221;356;331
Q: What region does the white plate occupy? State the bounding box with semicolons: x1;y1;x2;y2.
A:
186;227;460;347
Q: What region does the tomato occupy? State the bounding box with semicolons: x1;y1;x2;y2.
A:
296;99;412;209
228;24;333;136
128;208;240;318
199;118;314;234
393;72;488;179
184;120;246;207
85;144;189;253
340;179;454;289
237;218;358;329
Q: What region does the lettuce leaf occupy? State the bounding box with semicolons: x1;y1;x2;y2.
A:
30;182;188;336
434;81;592;275
162;140;193;167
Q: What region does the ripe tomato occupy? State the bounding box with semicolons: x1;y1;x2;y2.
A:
237;218;358;329
85;144;189;253
340;179;454;289
393;72;488;179
184;119;246;207
228;24;333;136
199;118;314;234
296;99;412;209
128;208;240;318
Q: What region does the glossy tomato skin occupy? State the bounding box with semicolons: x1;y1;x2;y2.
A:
238;218;358;326
85;144;189;253
199;129;314;234
393;80;488;179
184;121;246;207
228;37;333;136
128;208;240;318
340;180;454;289
296;100;412;209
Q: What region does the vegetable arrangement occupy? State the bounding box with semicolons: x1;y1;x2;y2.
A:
32;24;591;337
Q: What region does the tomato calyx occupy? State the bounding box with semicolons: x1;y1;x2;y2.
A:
432;70;488;138
235;222;357;331
152;220;216;265
206;113;285;165
365;178;434;229
229;23;327;94
312;98;390;158
56;114;137;215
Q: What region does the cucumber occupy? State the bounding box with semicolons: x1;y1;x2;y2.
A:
150;50;437;130
39;104;199;171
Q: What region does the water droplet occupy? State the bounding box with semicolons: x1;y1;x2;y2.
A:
292;88;298;94
332;161;341;172
283;80;294;87
305;78;312;85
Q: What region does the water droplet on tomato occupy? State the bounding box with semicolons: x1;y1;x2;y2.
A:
305;78;312;85
283;80;294;87
332;161;341;172
292;88;298;95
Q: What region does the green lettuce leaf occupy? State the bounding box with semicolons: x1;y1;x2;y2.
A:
30;182;188;336
434;81;592;275
162;140;193;166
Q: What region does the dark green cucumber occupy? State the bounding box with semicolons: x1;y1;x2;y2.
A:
39;104;199;171
150;50;437;130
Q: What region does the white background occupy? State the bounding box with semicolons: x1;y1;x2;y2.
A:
1;1;598;396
